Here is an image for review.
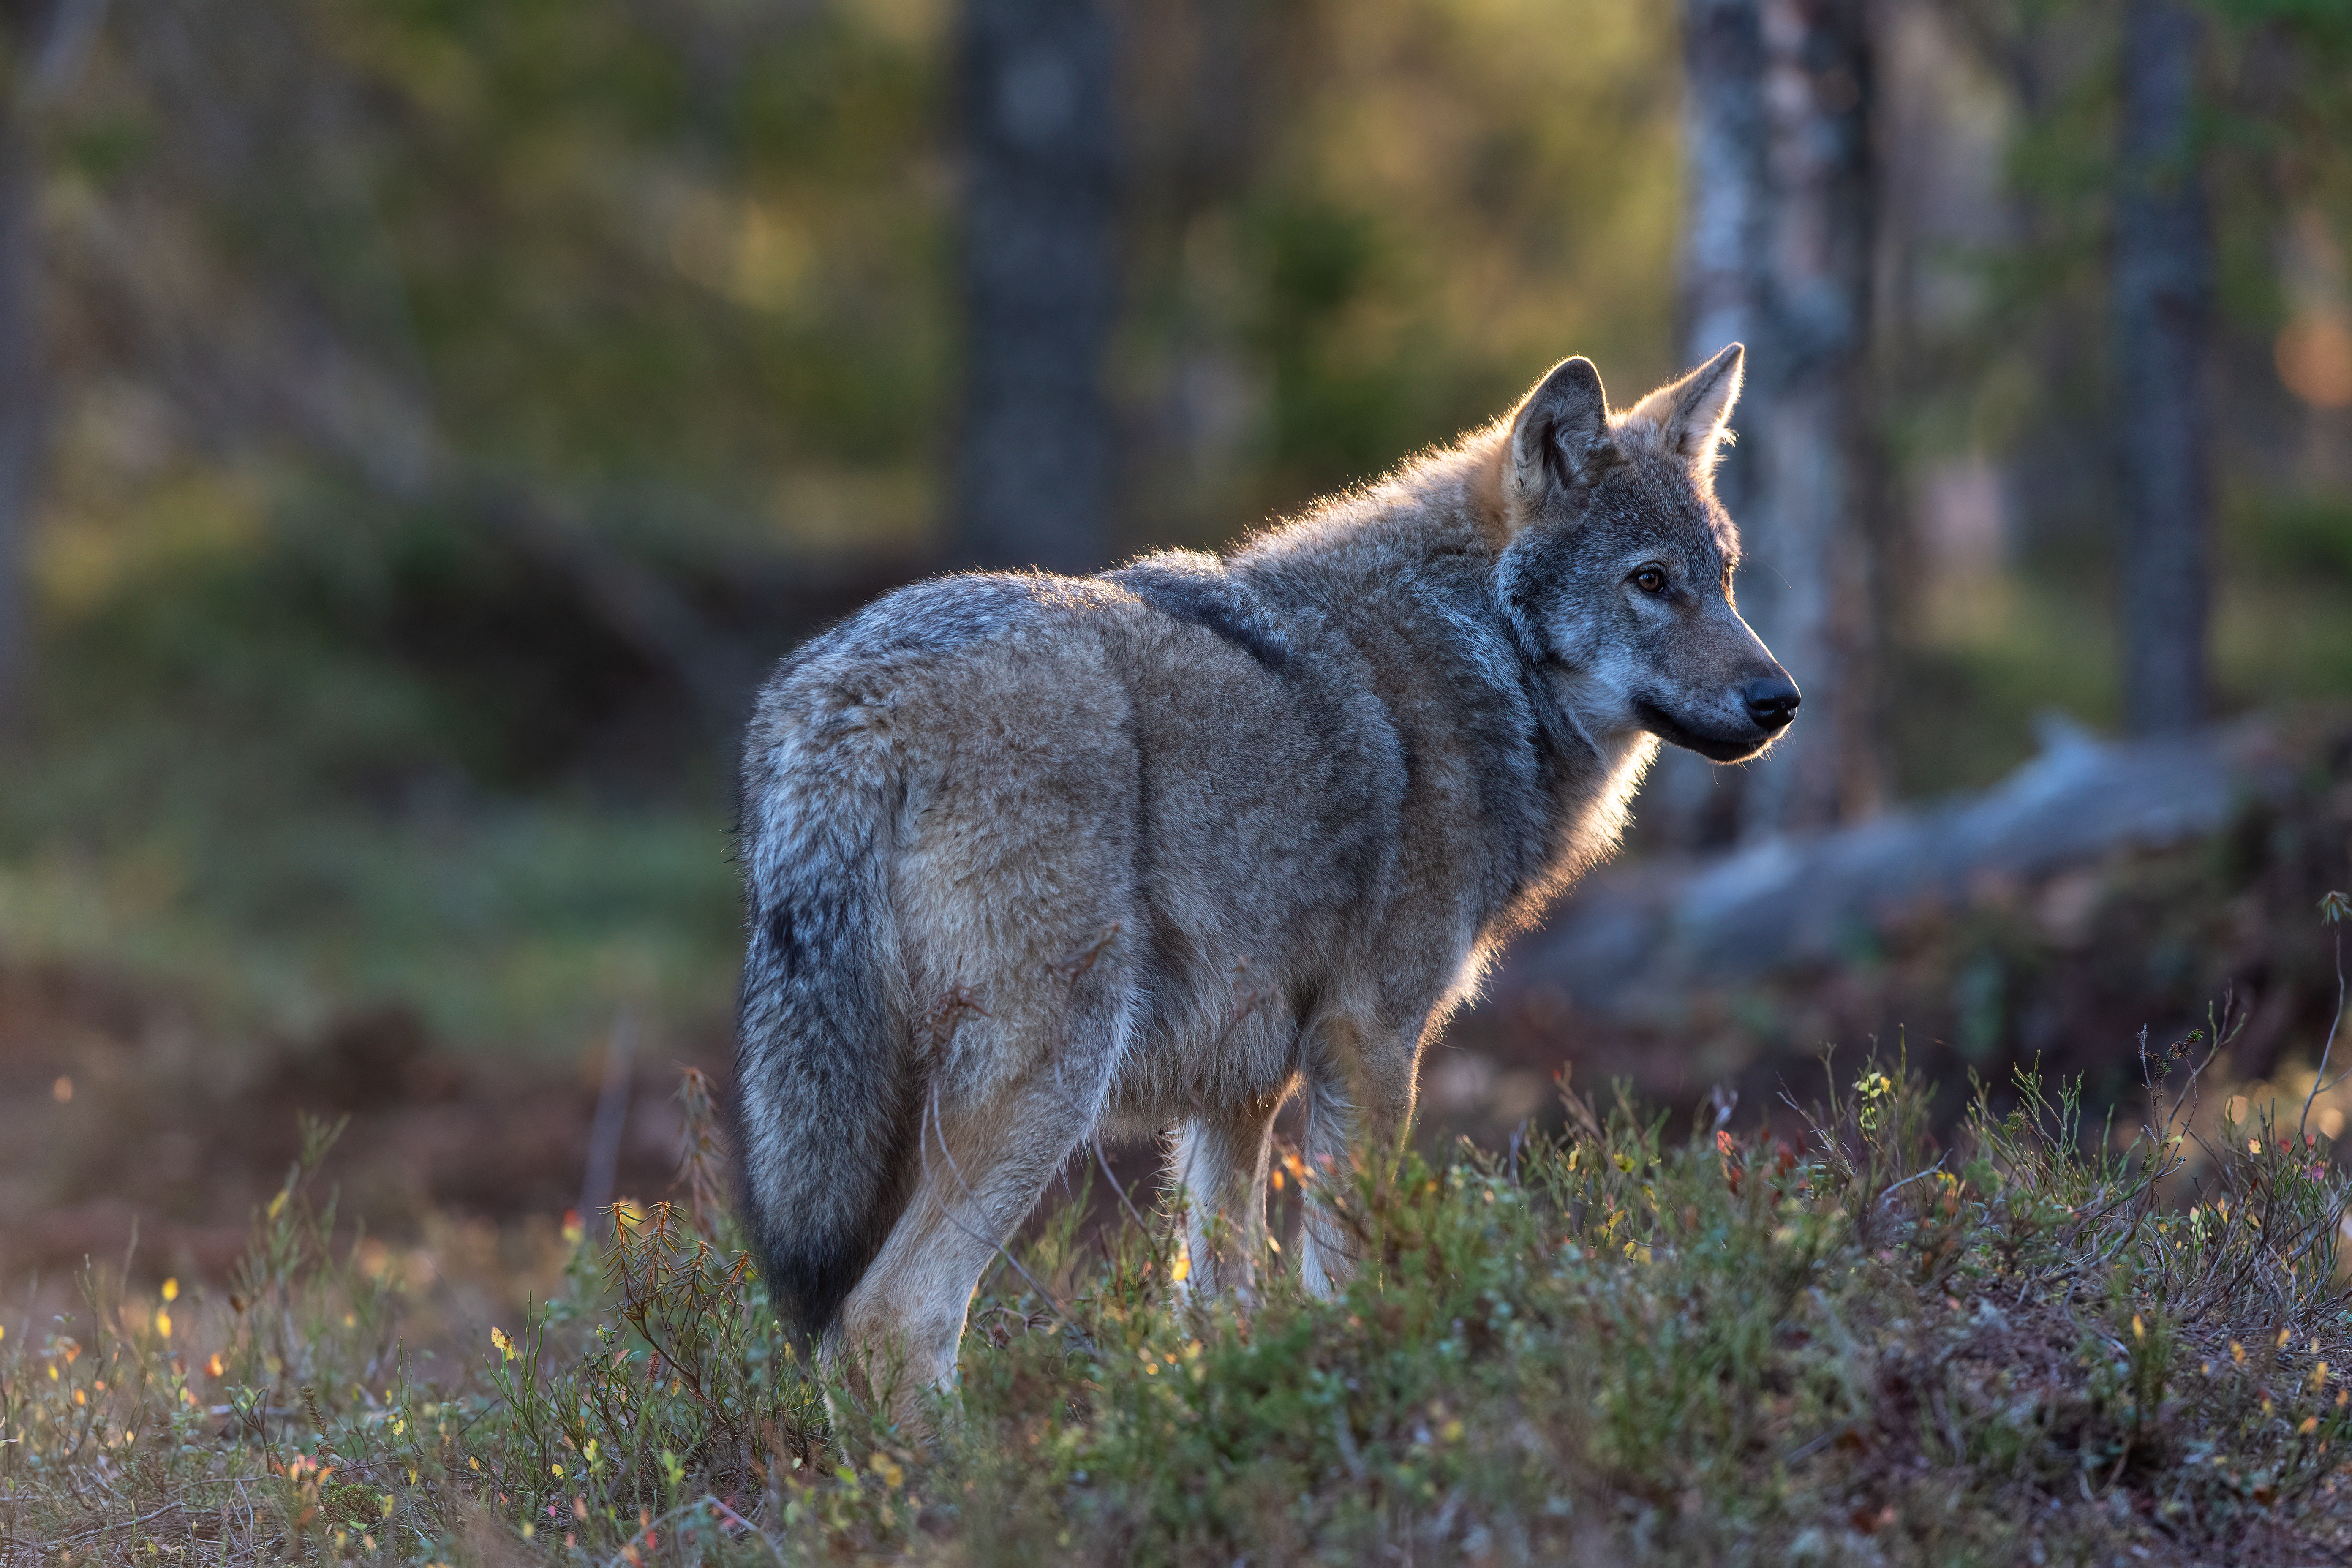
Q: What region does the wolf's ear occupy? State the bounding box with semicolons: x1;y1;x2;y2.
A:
1505;356;1614;524
1629;343;1743;474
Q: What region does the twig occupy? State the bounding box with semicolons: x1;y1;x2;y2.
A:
2300;903;2348;1143
1877;1157;1947;1207
2161;1028;2220;1144
49;1502;184;1547
1092;1138;1154;1239
707;1495;788;1563
920;1084;1092;1349
1784;1427;1841;1464
579;1014;637;1241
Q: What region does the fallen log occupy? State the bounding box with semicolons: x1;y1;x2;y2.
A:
1496;713;2300;1026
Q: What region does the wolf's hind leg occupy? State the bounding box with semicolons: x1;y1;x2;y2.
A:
1171;1090;1285;1299
833;1041;1116;1431
1294;1018;1419;1298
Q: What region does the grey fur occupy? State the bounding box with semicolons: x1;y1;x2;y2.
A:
732;346;1795;1417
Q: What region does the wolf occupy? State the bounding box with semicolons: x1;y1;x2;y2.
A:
731;344;1797;1418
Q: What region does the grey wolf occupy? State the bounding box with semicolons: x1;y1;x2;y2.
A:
731;344;1797;1419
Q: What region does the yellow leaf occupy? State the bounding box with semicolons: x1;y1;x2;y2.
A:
161;1279;178;1303
2132;1315;2145;1343
1171;1243;1190;1284
267;1189;289;1221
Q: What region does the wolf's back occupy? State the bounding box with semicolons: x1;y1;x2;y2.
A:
731;663;915;1345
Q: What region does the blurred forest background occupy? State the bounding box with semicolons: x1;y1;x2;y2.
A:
1;0;2349;1276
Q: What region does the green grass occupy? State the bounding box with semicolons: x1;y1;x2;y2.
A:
11;1038;2352;1565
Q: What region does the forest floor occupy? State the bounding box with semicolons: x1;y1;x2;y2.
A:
10;1055;2352;1565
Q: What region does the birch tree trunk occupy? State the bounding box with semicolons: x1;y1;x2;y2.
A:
949;0;1120;574
2111;0;2210;735
1657;0;1879;843
1736;0;1879;834
1647;0;1774;849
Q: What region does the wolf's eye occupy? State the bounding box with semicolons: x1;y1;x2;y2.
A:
1631;566;1668;595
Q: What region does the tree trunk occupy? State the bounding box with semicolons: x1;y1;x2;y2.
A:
950;0;1120;575
1737;0;1879;834
0;3;50;732
1680;0;1769;482
2111;0;2210;735
1658;0;1879;843
1647;0;1773;851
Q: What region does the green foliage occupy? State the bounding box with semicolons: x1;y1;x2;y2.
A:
1120;0;1683;541
11;1052;2352;1563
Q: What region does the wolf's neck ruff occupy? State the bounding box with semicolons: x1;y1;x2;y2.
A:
730;346;1795;1428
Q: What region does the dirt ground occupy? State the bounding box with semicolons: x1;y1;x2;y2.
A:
0;967;725;1289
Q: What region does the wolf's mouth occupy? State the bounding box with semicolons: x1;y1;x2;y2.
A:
1633;699;1781;763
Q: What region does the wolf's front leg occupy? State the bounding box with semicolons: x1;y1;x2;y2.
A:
1171;1092;1283;1300
1294;1018;1419;1298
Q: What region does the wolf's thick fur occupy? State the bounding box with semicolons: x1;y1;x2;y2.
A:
732;346;1796;1414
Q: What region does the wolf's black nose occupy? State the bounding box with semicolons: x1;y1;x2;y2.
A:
1742;676;1801;730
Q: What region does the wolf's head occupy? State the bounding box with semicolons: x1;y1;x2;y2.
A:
1489;344;1798;764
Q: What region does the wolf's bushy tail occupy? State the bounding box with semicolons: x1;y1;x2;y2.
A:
731;724;915;1345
